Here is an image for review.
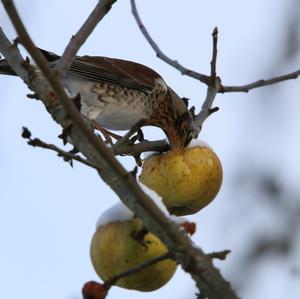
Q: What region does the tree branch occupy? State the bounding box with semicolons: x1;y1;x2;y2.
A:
55;0;117;77
130;0;211;85
210;27;218;80
220;69;300;92
194;81;220;137
84;253;172;297
23;124;170;164
194;28;221;136
0;3;238;299
103;252;172;289
21;127;104;171
23;126;170;160
131;0;300;98
130;1;221;136
112;139;170;156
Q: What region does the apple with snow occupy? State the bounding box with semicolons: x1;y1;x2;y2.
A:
90;200;177;292
139;140;223;216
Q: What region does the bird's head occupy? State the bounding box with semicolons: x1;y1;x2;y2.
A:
165;88;195;151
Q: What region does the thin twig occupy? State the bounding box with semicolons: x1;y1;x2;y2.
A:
208;250;231;261
130;0;211;85
210;27;218;80
194;80;221;137
103;252;172;289
21;127;103;171
220;69;300;92
55;0;117;77
194;28;221;136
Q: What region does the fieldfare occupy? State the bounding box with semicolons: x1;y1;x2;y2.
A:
0;49;195;150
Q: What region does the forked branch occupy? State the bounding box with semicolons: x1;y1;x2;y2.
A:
130;0;300;95
194;27;221;136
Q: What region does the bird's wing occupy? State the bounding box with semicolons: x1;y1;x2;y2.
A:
68;55;164;93
2;49;166;93
39;49;164;93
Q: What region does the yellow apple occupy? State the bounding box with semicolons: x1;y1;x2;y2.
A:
139;143;223;215
90;216;177;292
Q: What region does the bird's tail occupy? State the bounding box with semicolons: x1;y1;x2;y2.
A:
0;48;60;77
0;57;16;76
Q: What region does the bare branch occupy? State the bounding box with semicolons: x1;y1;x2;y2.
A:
1;3;238;297
130;0;300;97
194;28;221;136
130;0;221;136
194;79;221;137
21;127;104;171
130;0;211;85
55;0;117;77
112;139;170;156
103;252;172;289
210;27;218;80
220;69;300;93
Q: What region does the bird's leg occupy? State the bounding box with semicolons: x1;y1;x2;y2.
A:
137;128;145;142
131;129;144;166
58;119;73;145
91;120;122;145
130;128;144;143
58;93;82;145
112;119;147;150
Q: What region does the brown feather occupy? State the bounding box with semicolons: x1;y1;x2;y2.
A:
70;56;163;93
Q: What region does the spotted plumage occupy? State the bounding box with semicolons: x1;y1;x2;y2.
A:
0;49;195;150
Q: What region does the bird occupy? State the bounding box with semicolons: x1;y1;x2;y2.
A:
0;49;195;150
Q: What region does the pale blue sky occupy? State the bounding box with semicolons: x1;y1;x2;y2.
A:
1;1;300;299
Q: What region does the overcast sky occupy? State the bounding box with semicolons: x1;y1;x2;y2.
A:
1;1;300;299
